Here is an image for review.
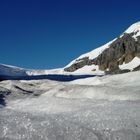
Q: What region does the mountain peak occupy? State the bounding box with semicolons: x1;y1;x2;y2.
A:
125;21;140;34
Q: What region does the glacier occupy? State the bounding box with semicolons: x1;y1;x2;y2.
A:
0;71;140;140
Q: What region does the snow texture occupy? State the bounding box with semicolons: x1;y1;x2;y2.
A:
119;57;140;71
0;71;140;140
125;21;140;39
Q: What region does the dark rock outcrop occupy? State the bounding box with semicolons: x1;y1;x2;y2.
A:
133;65;140;71
105;69;131;75
94;33;137;71
64;57;92;72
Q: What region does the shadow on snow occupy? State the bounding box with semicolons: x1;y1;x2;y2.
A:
0;94;6;107
0;74;98;82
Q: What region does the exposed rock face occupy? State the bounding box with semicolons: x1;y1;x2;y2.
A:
94;33;137;71
136;52;140;58
64;33;140;74
105;69;131;75
64;57;92;72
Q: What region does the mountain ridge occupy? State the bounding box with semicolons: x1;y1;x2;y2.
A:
64;21;140;74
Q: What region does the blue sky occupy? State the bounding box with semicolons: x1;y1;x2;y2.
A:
0;0;140;69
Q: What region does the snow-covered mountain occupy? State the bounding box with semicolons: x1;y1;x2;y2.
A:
0;63;60;76
64;21;140;75
0;22;140;80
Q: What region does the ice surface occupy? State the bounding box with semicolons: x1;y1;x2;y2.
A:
0;71;140;139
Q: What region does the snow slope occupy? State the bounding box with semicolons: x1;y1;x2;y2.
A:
0;64;63;77
65;39;116;68
119;57;140;71
58;71;140;100
0;63;28;76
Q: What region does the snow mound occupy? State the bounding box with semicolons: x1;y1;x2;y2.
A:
119;57;140;71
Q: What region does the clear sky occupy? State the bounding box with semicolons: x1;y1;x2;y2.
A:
0;0;140;69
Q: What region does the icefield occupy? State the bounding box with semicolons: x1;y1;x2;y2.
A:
0;71;140;140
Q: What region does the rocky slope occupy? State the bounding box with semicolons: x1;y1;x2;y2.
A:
64;22;140;74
